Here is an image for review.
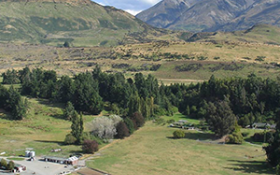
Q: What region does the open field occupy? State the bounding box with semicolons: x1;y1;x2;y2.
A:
88;119;274;175
0;97;100;157
0;41;280;84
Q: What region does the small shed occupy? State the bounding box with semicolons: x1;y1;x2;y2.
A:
252;123;268;129
14;164;26;172
43;156;78;165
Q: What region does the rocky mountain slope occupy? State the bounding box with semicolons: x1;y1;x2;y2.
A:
137;0;280;32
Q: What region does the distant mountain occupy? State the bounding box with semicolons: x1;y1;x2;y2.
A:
182;24;280;46
0;0;174;46
136;0;280;32
136;0;202;29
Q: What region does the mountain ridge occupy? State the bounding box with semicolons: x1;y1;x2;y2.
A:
137;0;280;32
0;0;175;46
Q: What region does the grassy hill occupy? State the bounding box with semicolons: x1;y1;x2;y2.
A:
195;24;280;45
0;0;181;47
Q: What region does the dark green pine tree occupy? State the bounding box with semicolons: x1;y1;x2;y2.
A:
207;101;236;137
12;98;28;120
128;93;141;116
265;123;280;167
64;101;76;120
71;112;84;144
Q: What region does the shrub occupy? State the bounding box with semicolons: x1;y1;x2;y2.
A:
197;56;208;61
87;115;122;139
226;132;243;144
63;41;70;48
64;133;77;145
173;130;185;139
277;164;280;175
255;56;266;62
124;118;135;134
7;161;14;170
167;119;175;124
116;121;129;139
243;57;251;60
0;159;7;168
82;140;99;154
82;132;103;145
155;117;165;125
130;112;145;128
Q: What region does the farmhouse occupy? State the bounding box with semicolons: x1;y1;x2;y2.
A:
43;156;78;165
252;123;276;130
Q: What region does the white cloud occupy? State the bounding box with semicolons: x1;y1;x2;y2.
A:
125;9;142;16
96;1;105;6
142;0;161;5
93;0;161;11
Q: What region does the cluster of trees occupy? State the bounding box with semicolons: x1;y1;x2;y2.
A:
171;74;280;136
3;66;280;169
2;66;175;118
0;159;14;171
64;102;145;153
87;112;145;141
0;85;28;120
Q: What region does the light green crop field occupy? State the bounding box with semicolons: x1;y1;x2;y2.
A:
88;120;274;175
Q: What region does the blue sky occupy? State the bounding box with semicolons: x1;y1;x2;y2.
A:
93;0;161;15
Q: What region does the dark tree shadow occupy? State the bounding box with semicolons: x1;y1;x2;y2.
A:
49;113;67;120
69;150;84;154
34;140;65;146
184;132;215;140
167;132;216;140
36;98;65;109
227;160;274;174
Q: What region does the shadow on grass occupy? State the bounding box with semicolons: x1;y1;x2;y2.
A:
184;132;215;140
167;132;215;140
34;140;65;146
49;114;67;120
36;98;65;109
227;160;274;174
69;150;84;154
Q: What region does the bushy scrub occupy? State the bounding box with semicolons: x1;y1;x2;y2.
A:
124;118;135;134
87;115;122;140
226;132;243;144
116;121;130;139
226;122;243;144
82;140;99;154
64;133;77;145
154;117;165;125
173;130;185;139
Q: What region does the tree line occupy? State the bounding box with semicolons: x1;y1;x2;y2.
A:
2;67;280;168
2;66;175;118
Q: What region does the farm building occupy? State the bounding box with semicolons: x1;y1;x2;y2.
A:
251;123;277;129
43;156;78;165
14;164;26;172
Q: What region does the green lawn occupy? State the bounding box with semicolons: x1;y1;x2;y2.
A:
7;157;25;161
163;113;200;125
0;97;99;157
88;121;274;175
